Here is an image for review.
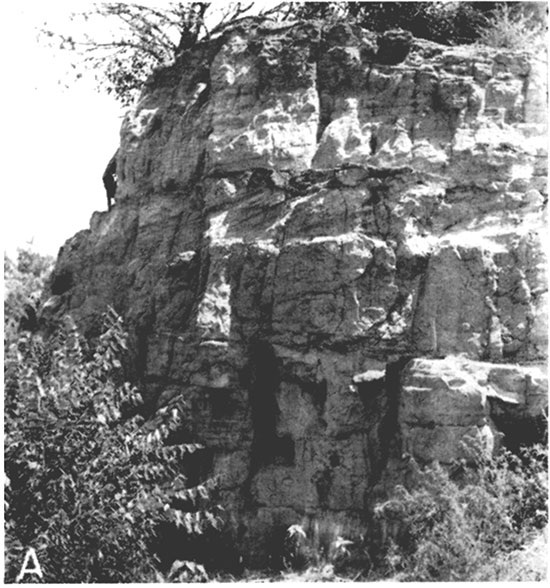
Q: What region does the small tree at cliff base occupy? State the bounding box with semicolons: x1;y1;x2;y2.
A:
4;308;223;582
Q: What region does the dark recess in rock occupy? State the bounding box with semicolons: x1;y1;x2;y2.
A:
50;268;73;295
489;398;548;452
376;29;413;65
245;340;293;471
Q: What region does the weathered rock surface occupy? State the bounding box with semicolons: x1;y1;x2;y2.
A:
44;21;547;563
399;357;547;463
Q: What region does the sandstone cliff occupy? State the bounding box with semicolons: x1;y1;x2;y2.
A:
44;21;547;562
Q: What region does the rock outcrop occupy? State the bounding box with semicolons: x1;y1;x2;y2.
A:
44;21;547;563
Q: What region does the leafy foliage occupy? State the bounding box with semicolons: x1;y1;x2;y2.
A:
371;443;548;581
40;2;546;107
4;249;54;342
355;1;493;44
284;520;352;569
478;2;547;50
288;1;546;48
40;2;283;106
282;520;359;581
159;559;209;583
4;308;222;582
292;1;496;44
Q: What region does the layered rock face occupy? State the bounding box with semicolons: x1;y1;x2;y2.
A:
45;22;547;562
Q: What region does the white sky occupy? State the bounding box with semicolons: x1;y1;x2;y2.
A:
1;0;285;259
3;2;123;258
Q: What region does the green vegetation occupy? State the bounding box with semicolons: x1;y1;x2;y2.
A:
292;1;492;44
4;250;548;581
40;2;284;106
275;443;547;582
4;249;54;341
478;2;547;50
370;443;547;581
283;521;355;578
4;252;222;582
41;2;547;105
296;1;546;48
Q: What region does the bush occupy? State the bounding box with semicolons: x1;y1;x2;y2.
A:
292;1;499;45
477;3;546;50
283;521;354;574
372;442;548;581
4;249;54;341
4;308;222;582
293;2;547;49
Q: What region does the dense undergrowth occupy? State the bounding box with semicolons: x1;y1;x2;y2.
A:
4;238;548;582
369;444;548;581
4;250;54;342
260;441;547;582
4;251;223;582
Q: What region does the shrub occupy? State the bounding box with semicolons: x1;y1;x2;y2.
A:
4;249;54;341
292;2;547;49
4;308;222;582
282;519;358;580
478;3;546;50
372;442;548;581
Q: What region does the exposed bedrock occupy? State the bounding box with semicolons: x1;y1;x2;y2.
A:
43;21;547;564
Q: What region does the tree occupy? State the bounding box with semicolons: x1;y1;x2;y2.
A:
291;2;501;45
41;2;545;107
289;2;546;47
4;307;222;582
40;2;285;106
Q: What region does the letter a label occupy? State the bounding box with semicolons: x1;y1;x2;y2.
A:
16;548;43;582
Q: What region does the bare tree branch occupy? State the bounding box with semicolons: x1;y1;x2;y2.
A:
39;2;291;106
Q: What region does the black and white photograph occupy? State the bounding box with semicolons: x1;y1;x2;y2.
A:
3;0;548;582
